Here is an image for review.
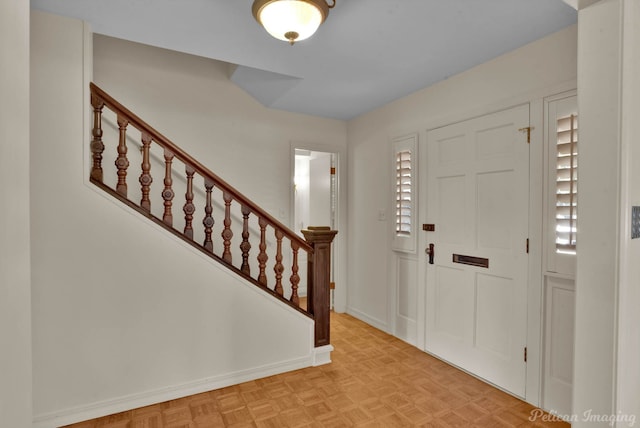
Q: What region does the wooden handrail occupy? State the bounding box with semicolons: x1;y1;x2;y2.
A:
90;82;312;253
88;83;337;347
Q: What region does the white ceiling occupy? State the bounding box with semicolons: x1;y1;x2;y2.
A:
31;0;577;120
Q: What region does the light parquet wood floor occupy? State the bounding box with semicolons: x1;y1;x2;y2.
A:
64;312;568;427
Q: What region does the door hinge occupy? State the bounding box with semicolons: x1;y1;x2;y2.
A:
524;347;528;363
526;238;529;254
518;126;533;144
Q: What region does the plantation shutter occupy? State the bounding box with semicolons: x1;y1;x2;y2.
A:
396;150;412;235
555;114;578;254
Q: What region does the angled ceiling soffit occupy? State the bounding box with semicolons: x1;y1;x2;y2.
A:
230;64;302;107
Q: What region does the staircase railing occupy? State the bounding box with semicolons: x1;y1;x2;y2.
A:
88;82;336;347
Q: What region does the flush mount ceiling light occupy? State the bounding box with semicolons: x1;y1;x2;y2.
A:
252;0;336;45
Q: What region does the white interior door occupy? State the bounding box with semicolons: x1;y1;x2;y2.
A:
424;105;530;397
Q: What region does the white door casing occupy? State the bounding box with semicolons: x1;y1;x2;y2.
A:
423;104;530;397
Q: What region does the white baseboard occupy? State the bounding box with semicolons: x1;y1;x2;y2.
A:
395;314;417;346
312;344;334;366
32;355;314;428
346;307;389;333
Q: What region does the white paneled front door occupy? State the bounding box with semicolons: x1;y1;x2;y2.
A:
423;105;530;397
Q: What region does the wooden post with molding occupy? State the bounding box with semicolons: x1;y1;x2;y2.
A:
302;226;338;347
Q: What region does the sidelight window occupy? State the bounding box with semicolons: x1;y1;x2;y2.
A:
392;134;417;253
545;92;577;276
555;113;578;254
396;149;412;235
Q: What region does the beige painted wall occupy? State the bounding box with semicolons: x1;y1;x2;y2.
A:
573;2;620;423
30;11;337;427
617;0;640;421
92;35;347;222
574;0;640;425
0;1;32;427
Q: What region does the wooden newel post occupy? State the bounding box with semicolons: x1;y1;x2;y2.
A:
302;226;338;348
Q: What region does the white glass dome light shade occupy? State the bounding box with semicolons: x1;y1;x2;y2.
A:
253;0;329;44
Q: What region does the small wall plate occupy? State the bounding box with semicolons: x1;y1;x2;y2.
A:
632;206;640;239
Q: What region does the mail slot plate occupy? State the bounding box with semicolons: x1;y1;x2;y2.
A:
452;254;489;268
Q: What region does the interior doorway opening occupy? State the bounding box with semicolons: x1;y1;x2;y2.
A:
293;148;338;306
294;150;336;232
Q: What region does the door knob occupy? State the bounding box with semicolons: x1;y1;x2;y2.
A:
426;243;435;264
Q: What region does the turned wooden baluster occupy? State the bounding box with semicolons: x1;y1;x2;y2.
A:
183;166;196;240
290;242;300;306
257;217;268;286
162;149;175;226
221;192;233;264
139;133;153;212
274;230;284;296
115;116;130;197
240;205;251;275
90;94;105;182
203;179;214;252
